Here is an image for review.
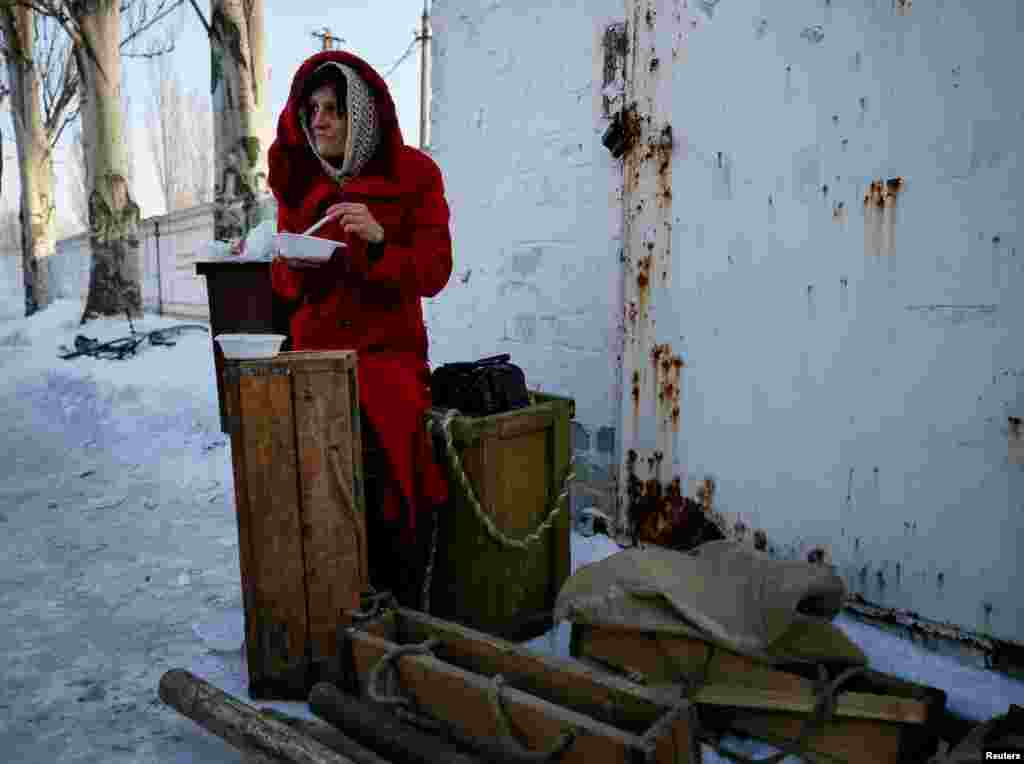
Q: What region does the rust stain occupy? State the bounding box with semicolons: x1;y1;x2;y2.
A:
650;343;685;434
625;300;639;330
637;254;652;294
864;176;905;257
625;453;725;550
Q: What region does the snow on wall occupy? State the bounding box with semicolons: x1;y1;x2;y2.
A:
431;0;1024;644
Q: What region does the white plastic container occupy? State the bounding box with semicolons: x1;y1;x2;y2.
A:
273;233;343;263
214;334;287;360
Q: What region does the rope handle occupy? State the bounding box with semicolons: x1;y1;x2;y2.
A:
367;638;442;708
429;409;576;551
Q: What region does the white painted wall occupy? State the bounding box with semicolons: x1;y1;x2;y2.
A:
426;0;625;426
431;0;1024;644
427;0;628;515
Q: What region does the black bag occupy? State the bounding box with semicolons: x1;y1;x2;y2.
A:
430;354;531;417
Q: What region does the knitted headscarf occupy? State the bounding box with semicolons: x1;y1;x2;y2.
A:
299;62;381;188
269;50;404;215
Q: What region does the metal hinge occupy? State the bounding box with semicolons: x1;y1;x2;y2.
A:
223;365;291;383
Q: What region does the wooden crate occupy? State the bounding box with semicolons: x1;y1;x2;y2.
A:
570;622;947;763
194;260;292;433
223;350;367;700
341;608;702;763
429;392;574;642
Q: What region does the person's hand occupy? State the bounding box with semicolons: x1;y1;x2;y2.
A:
325;202;384;244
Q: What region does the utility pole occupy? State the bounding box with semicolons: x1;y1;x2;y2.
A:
312;27;343;51
417;0;431;150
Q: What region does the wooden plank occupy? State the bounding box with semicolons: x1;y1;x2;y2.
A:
343;628;693;763
347;363;366;558
293;363;366;671
239;365;309;696
225;363;261;688
578;623;812;695
712;711;903;763
392;608;681;734
494;426;549;623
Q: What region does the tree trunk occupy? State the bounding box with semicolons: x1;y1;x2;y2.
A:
210;0;272;243
308;683;481;764
75;0;144;323
1;3;56;317
157;669;358;764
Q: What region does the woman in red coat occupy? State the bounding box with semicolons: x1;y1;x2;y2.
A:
267;50;451;609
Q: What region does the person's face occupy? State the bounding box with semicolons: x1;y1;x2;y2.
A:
308;84;348;161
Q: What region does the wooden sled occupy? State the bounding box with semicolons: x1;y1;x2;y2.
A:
340;607;947;764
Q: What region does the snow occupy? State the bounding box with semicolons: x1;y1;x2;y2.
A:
2;300;1023;763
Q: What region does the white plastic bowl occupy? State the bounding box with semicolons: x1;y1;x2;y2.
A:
215;333;287;360
274;233;342;263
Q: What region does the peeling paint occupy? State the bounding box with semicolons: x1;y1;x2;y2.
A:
863;176;904;257
1010;416;1024;466
801;25;824;44
626;452;726;550
697;0;719;21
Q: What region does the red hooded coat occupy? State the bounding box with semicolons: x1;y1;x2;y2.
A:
268;50;450;540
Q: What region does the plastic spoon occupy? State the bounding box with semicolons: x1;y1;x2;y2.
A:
301;213;337;237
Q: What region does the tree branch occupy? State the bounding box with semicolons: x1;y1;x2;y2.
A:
120;0;183;50
123;40;174;58
185;0;213;40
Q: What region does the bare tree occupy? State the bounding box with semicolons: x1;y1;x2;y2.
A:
145;41;213;214
188;0;270;242
2;0;171;318
66;70;135;233
22;0;181;323
1;3;76;315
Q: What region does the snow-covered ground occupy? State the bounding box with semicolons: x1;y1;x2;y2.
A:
2;300;1022;763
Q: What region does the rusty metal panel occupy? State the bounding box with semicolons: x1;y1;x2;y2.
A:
614;0;693;538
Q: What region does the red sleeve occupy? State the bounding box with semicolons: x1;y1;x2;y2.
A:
345;157;453;299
